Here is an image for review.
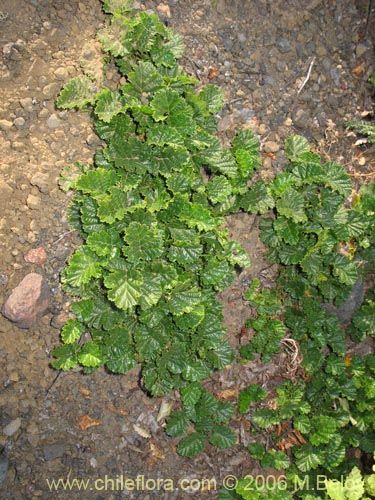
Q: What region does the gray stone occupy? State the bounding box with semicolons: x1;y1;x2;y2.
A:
20;98;34;112
13;117;26;129
277;38;292;53
42;82;60;99
2;273;50;328
46;114;60;129
3;418;21;437
43;442;66;460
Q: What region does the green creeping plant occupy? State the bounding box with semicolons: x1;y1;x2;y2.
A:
53;0;261;455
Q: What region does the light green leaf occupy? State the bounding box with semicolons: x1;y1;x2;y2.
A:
56;76;96;109
95;88;124;122
51;343;79;371
168;284;201;316
61;319;83;344
206;177;233;203
78;342;105;367
102;0;133;15
104;269;143;310
62;247;102;287
198;85;225;113
76;168;117;195
284;135;310;160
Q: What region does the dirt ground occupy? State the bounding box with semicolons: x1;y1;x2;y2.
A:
0;0;374;499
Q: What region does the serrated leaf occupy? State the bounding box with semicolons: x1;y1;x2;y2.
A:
56;76;96;109
62;247;102;287
166;410;190;437
106;345;137;373
78;342;105;367
76;168;117;196
181;382;203;408
206;342;234;369
123;222;164;262
61;319;83;344
198;85;225;113
209;425;237;449
95;88;125;122
177;432;206;456
332;254;359;285
239;384;267;414
87;228;122;257
102;0;133;15
285;135;311;160
206;177;233;203
183;360;211;382
276;187;307;223
51;343;79;370
168;284;201;316
151;88;184;121
146;124;185;147
104;269;143;310
125;60;164;96
325;162;353;197
295;445;322;472
204;148;238;178
274;216;299;245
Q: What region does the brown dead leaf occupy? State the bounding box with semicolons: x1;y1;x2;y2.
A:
207;67;219;80
218;388;238;400
78;385;92;399
79;415;102;430
156;4;171;18
107;403;128;417
352;61;366;76
150;442;165;459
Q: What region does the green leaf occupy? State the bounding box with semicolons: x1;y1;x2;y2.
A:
294;445;322;471
106;344;137;373
62;247;102;287
239;384;267;414
56;76;96;109
125;60;164;96
284;135;311;160
206;176;233;204
151;88;185;121
87;228;122;257
146;124;185;147
104;269;143;310
332;254;359;285
325;162;353;197
51;343;79;370
61;319;83;344
76;168;117;196
123;222;164;262
180;382;203;408
177;432;206;457
95;88;126;122
276;188;307;223
209;425;237;449
206;342;234;369
198;85;225;113
344;467;365;500
168;283;201;316
78;342;105;367
102;0;133;15
166;410;190;437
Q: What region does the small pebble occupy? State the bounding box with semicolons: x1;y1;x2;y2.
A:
3;418;21;437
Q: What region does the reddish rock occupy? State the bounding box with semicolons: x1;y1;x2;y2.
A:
24;247;47;266
2;273;50;329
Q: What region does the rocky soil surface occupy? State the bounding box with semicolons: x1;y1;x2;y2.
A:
0;0;374;499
